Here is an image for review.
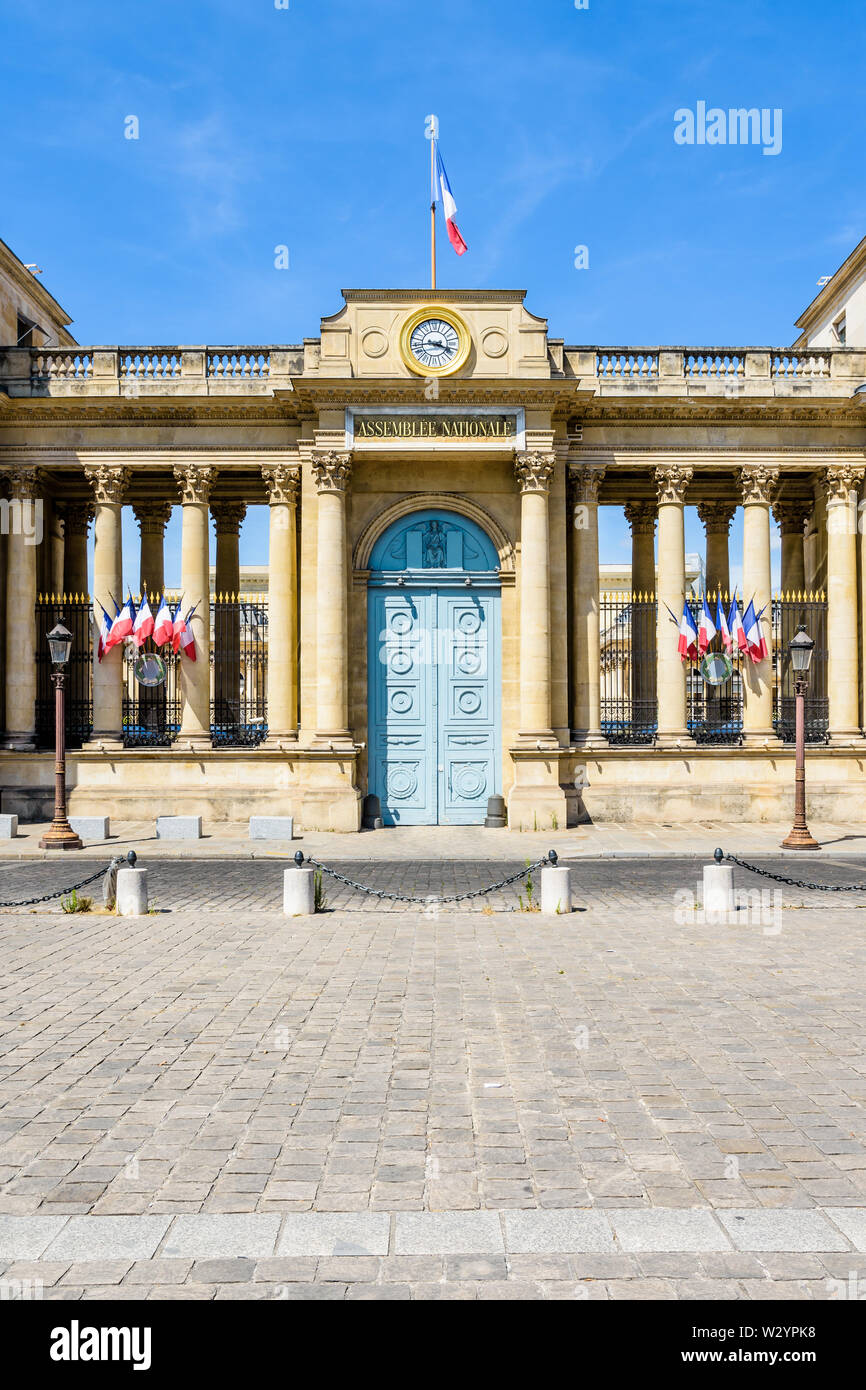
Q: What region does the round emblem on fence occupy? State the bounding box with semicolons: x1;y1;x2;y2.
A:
133;653;167;687
699;652;733;687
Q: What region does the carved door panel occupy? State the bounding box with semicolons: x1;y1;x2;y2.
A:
368;589;436;825
437;592;499;825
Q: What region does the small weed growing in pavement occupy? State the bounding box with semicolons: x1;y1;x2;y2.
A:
60;890;92;914
551;812;559;831
519;860;540;913
481;904;495;916
314;870;326;912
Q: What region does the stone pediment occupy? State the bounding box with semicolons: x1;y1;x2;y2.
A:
314;288;552;380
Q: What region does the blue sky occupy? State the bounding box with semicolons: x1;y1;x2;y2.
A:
2;0;862;586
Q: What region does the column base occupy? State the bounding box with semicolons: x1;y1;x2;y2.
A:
507;750;567;832
827;731;866;747
3;735;36;751
514;730;561;751
85;733;125;752
741;731;783;748
264;730;299;749
654;732;696;749
571;729;608;750
175;732;213;752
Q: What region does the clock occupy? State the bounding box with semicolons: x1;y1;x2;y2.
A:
399;306;471;377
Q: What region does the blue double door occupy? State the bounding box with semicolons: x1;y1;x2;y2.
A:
368;584;501;825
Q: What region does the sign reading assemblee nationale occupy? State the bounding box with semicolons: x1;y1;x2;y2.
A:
354;413;517;439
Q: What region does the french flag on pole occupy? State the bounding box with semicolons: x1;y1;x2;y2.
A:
179;607;197;662
106;594;135;651
728;595;749;654
698;593;717;655
152;593;174;648
743;600;768;662
435;148;468;256
677;600;699;661
716;593;732;653
97;601;115;663
132;591;155;648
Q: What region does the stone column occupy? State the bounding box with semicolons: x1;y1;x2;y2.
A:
211;501;246;727
624;499;657;726
569;464;605;744
516;450;557;741
772;499;810;596
3;467;41;749
740;465;779;741
263;465;299;742
62;502;93;596
654;464;693;745
312;451;352;741
85;464;129;744
824;464;864;741
134;501;172;596
174;464;216;746
697;501;736;597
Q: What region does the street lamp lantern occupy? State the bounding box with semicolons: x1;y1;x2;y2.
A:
46;620;73;669
781;625;819;850
38;617;83;851
788;624;814;674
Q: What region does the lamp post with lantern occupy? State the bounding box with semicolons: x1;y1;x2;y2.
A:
38;620;83;851
781;625;820;850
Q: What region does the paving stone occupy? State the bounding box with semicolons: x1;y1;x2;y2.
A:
44;1215;171;1261
395;1212;503;1255
719;1209;850;1252
60;1261;133;1285
610;1209;731;1253
191;1258;255;1283
162;1214;281;1259
823;1208;866;1249
504;1210;615;1254
0;1216;69;1260
276;1213;390;1256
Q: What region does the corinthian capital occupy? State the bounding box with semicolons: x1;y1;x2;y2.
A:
62;500;95;535
133;501;173;536
2;465;43;500
568;464;605;506
311;451;352;493
515;451;555;493
262;463;300;505
697;501;737;535
210;501;247;534
84;464;131;506
654;464;693;506
739;464;779;505
822;463;865;503
771;499;812;535
623;500;656;536
173;464;217;505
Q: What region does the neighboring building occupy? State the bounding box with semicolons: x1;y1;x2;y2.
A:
1;245;865;828
793;235;866;351
0;237;76;349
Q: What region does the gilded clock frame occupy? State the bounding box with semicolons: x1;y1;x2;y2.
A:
399;305;472;378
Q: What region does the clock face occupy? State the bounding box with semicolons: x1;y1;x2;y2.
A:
408;317;461;370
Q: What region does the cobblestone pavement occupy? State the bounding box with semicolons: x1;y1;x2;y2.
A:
2;854;866;913
2;879;866;1299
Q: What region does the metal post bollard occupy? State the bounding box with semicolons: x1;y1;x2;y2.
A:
703;847;735;922
284;851;316;917
116;852;148;916
540;849;572;914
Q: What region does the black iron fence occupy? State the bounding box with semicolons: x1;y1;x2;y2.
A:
211;595;268;746
600;592;657;744
685;594;745;745
35;595;93;748
122;636;182;747
773;593;828;742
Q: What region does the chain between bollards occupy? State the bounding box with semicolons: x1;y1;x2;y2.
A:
0;850;138;909
716;847;866;894
291;849;560;905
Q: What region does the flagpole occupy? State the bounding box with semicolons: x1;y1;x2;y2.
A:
430;137;437;291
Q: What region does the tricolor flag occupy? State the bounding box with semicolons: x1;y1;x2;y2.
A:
434;147;468;257
152;593;174;648
96;600;116;663
106;594;135;651
716;593;732;653
171;599;187;654
179;606;197;662
677;600;699;661
698;593;717;655
132;591;155;648
743;600;768;662
728;595;748;654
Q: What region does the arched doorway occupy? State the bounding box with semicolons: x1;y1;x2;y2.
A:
367;508;502;825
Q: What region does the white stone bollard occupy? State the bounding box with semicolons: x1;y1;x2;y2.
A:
283;867;316;916
703;863;735;921
116;867;149;916
540;866;572;915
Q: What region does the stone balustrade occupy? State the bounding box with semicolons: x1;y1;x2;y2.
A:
0;344;863;398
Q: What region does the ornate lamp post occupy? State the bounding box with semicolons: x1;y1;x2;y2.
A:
781;625;819;850
38;621;83;851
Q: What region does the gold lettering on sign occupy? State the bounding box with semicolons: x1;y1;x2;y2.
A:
353;414;518;440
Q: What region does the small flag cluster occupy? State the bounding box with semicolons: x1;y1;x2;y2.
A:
677;592;767;663
97;592;198;662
